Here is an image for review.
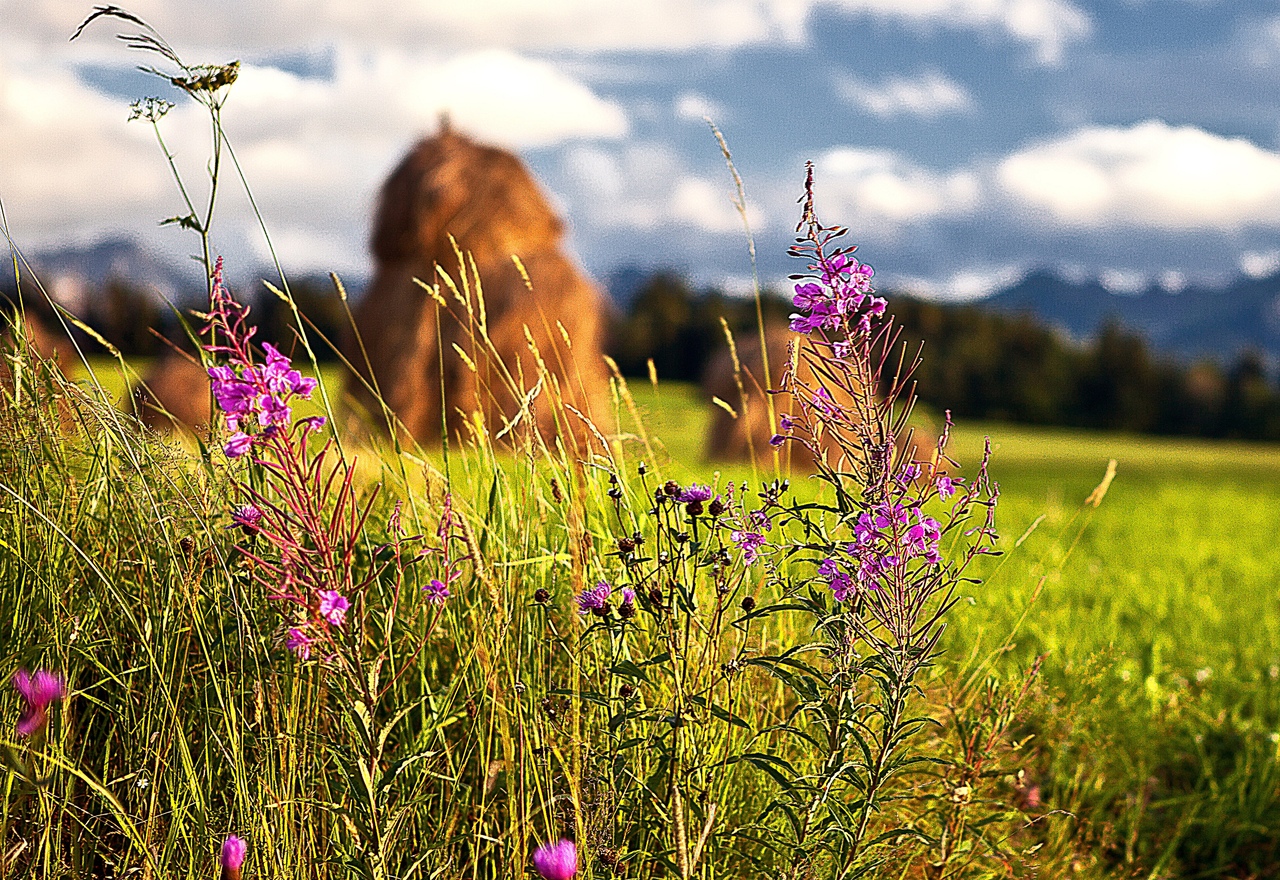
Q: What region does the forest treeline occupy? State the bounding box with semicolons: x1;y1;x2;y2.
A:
609;273;1280;441
5;269;1280;440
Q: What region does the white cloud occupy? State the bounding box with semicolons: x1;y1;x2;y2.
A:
1099;268;1147;294
9;0;1086;62
671;177;764;233
997;120;1280;230
1158;269;1187;292
0;54;190;249
560;143;762;235
5;0;808;55
0;43;627;275
1241;249;1280;278
827;0;1092;64
835;70;974;118
894;265;1026;301
815;147;981;232
227;51;627;151
675;91;726;124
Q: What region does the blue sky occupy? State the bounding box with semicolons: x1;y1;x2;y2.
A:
5;0;1280;299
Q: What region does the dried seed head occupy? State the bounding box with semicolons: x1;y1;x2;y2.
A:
534;588;550;604
179;536;195;557
550;478;564;504
708;497;725;516
597;847;621;871
617;536;635;553
663;480;680;497
740;596;757;613
619;683;636;699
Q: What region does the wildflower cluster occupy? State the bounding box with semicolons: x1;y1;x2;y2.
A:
204;258;320;459
203;258;456;665
788;252;882;337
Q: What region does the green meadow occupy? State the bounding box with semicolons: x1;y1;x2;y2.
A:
626;380;1280;874
2;353;1277;877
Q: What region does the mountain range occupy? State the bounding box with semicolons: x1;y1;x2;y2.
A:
977;269;1280;364
11;239;1280;365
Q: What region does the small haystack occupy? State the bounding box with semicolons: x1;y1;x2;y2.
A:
346;125;609;448
703;324;937;470
132;352;212;433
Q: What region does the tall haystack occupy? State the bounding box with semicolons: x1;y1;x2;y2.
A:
703;324;937;470
0;309;77;429
132;352;212;434
347;125;609;448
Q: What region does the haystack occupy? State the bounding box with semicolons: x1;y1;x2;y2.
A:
703;324;937;470
132;352;212;433
346;125;609;448
0;310;77;426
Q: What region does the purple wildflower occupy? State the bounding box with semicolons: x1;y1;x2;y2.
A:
817;558;855;603
223;432;254;458
286;628;313;660
749;509;772;532
620;587;636;606
12;669;65;738
423;578;450;606
575;581;612;615
732;529;766;564
317;590;350;627
811;387;837;417
904;511;942;565
221;834;247;880
231;504;263;533
532;840;578;880
677;484;713;504
936;475;958;500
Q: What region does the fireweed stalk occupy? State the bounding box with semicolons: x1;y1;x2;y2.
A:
202;259;458;875
747;167;1000;877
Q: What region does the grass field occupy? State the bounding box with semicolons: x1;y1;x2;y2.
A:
622;380;1280;874
3;354;1278;877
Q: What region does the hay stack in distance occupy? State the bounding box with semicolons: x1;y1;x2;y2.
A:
347;123;609;447
0;310;76;425
703;324;938;471
132;352;212;434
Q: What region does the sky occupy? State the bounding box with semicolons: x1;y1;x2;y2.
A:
5;0;1280;300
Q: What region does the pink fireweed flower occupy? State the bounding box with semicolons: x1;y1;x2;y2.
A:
532;839;578;880
12;669;65;738
817;557;855;602
317;590;350;627
936;475;959;499
732;529;766;564
223;432;254;458
285;628;313;660
575;581;612;615
423;578;450;605
221;834;247;880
